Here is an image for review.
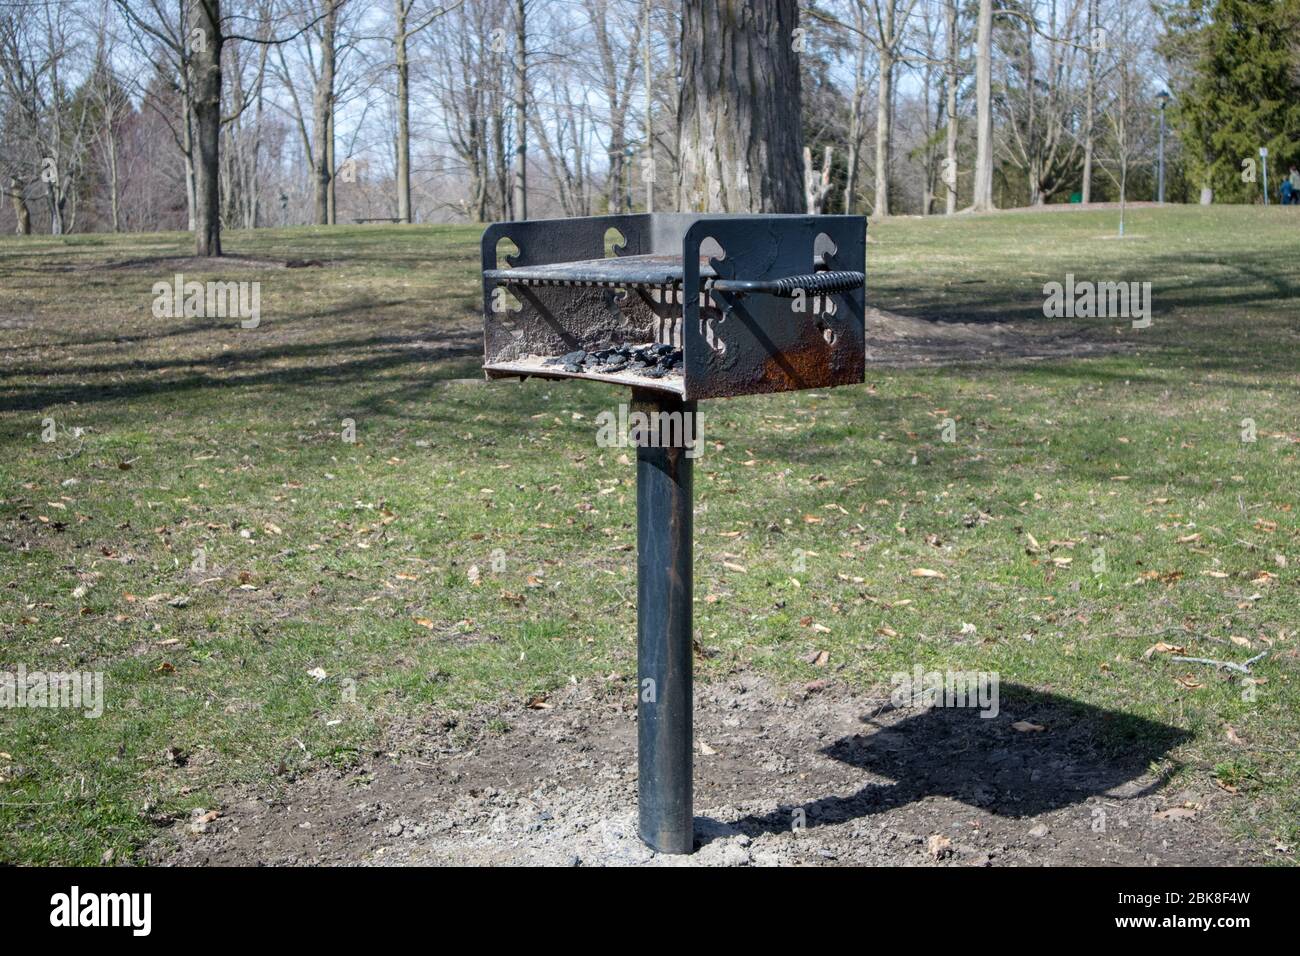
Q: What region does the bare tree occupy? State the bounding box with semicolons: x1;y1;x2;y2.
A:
863;0;920;218
997;0;1087;206
511;0;527;218
1080;0;1097;202
942;0;962;215
0;5;94;234
1096;2;1155;236
971;0;994;210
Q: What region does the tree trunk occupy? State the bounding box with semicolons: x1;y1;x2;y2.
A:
327;111;336;224
512;0;527;219
804;146;832;213
873;45;893;219
844;41;864;214
1081;0;1097;204
643;0;654;212
394;0;411;223
190;0;223;256
944;0;959;215
313;1;337;226
971;0;994;211
8;178;31;235
677;0;804;213
179;51;197;232
108;129;121;232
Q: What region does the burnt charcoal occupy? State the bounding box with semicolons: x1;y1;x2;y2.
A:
560;350;588;365
542;356;564;366
627;361;648;371
562;364;582;374
652;343;675;356
642;366;669;379
601;361;628;373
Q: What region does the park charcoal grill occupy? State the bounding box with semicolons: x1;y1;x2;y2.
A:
482;213;866;400
481;213;866;855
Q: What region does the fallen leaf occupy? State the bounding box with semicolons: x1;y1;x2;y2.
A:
1142;641;1185;660
1011;720;1045;733
926;834;952;859
910;568;946;579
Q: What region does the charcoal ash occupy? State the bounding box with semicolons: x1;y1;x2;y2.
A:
540;343;683;379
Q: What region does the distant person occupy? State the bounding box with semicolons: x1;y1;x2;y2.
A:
1289;167;1300;205
1284;176;1296;206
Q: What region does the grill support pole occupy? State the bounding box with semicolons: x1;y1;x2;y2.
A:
634;390;695;854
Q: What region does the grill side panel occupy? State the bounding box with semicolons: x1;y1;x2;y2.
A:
680;216;866;401
482;215;662;371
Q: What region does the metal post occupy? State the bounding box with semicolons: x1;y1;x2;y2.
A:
634;390;694;854
1157;107;1166;204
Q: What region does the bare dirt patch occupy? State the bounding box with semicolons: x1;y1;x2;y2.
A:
865;307;1131;367
95;255;329;272
154;672;1255;867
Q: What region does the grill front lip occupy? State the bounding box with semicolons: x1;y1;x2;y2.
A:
481;356;687;396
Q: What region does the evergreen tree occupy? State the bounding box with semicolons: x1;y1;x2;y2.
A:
1172;0;1300;203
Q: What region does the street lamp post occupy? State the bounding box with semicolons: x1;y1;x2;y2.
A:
1261;147;1270;206
1156;90;1170;204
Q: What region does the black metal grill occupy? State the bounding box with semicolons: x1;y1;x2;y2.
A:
482;213;866;401
480;213;868;856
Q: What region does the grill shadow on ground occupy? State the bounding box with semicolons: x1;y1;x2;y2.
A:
706;684;1191;845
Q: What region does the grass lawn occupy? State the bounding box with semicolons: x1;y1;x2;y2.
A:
1;206;1297;865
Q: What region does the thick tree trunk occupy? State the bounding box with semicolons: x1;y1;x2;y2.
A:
971;0;994;211
190;0;223;256
677;0;804;213
873;46;893;219
313;1;337;226
512;0;527;219
8;178;31;235
394;0;411;223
